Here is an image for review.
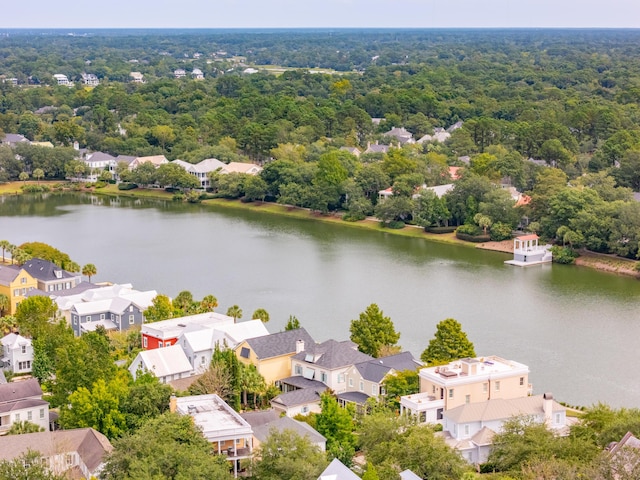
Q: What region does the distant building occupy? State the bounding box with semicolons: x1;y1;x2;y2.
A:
0;133;29;147
21;258;82;294
174;69;186;79
383;126;415;145
192;68;204;80
52;74;70;86
129;72;145;83
81;73;99;86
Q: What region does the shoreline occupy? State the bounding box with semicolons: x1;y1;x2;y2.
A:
3;182;639;277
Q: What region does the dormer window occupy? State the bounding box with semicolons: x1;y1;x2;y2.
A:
54;270;62;279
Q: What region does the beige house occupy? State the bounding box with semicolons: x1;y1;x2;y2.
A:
401;356;531;423
235;328;315;385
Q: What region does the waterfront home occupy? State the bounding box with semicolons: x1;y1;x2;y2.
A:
81;73;99;86
235;328;315;385
129;344;194;383
440;393;566;464
400;355;531;422
288;339;373;394
128;154;168;170
171;158;226;188
221;162;263;175
340;351;421;407
505;234;553;267
21;258;82;294
141;311;234;349
171;394;253;477
0;265;37;314
0;428;112;478
0;333;33;374
53;73;70;85
0;378;49;433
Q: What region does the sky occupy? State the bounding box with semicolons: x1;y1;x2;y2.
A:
3;0;640;29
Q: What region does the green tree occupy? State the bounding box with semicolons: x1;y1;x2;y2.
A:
143;294;174;323
315;392;357;466
200;294;219;312
285;315;301;331
19;242;73;268
0;450;66;480
0;294;9;317
238;363;266;408
102;413;233;480
252;429;328;480
18;171;29;183
6;420;44;435
226;304;243;322
382;370;420;410
81;263;97;282
32;168;44;184
473;213;492;235
414;190;450;228
15;296;58;338
421;318;476;365
349;303;400;358
0;240;12;264
252;308;270;323
173;290;194;314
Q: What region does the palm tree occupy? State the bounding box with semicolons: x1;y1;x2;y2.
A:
200;295;218;312
0;294;9;317
7;245;17;265
18;172;29;184
32;168;44;185
252;308;270;323
226;305;243;323
173;290;194;313
82;263;97;282
0;315;17;335
12;249;31;266
0;240;12;264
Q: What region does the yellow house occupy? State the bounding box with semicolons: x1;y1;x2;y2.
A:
0;265;37;314
235;328;315;385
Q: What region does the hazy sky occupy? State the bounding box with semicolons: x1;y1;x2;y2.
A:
3;0;640;29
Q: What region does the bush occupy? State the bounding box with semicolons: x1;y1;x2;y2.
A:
425;226;457;234
550;246;579;264
490;222;513;241
343;212;366;222
386;220;406;229
21;185;51;193
94;181;107;189
172;192;185;202
456;223;482;236
117;182;138;191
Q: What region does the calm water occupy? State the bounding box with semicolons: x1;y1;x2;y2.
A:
2;193;640;408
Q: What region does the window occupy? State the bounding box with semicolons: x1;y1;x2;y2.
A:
27;411;32;421
380;387;386;395
21;277;26;284
14;413;20;422
129;314;135;324
129;306;133;312
348;378;353;387
483;383;488;393
338;374;345;383
14;289;19;296
372;385;378;395
240;347;250;359
73;315;77;325
18;361;31;370
21;345;26;354
158;341;163;348
39;408;44;419
201;356;205;364
465;394;471;404
464;424;470;436
448;388;454;399
520;377;525;386
432;385;436;394
301;406;309;414
320;372;328;383
100;314;105;320
294;365;302;375
110;314;114;320
555;413;561;424
495;381;501;391
143;337;148;348
66;454;74;466
86;315;91;322
359;381;364;392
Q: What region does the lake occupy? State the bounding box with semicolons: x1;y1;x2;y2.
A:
2;192;640;408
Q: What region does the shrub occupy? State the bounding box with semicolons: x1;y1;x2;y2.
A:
117;182;138;191
456;223;482;236
387;220;406;229
21;185;51;193
425;226;456;234
94;181;107;189
490;222;513;241
172;192;185;202
343;212;366;222
550;246;579;264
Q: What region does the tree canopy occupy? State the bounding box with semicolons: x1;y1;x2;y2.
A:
349;303;400;358
421;318;476;365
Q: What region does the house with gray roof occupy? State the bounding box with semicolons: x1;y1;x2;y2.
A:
236;328;315;385
21;258;82;294
383;126;415;144
364;141;391;155
341;351;421;406
81;151;117;181
0;133;29;147
289;339;373;394
1;333;33;375
247;413;326;451
271;385;327;417
440;392;566;465
0;378;49;433
0;428;112;478
172;158;226;188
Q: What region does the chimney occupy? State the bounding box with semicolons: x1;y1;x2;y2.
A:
543;392;553;425
296;339;305;353
169;394;177;413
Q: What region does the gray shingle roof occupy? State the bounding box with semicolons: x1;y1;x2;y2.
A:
319;458;360;480
271;386;326;407
22;258;77;282
279;376;327;390
292;339;373;370
353;351;421;383
0;265;21;286
252;416;326;445
337;391;370;405
245;328;315;360
240;409;280;428
0;378;42;404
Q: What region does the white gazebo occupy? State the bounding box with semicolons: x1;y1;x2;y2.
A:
505;234;552;266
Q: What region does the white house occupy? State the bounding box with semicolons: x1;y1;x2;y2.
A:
129;72;145;83
81;73;99;86
172;158;226;188
0;378;49;433
440;393;566;465
192;68;204;80
174;69;186;79
129;344;194;383
53;74;70;86
0;333;33;374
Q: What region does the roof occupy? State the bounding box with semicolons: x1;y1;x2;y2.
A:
21;258;78;283
516;234;539;241
271;387;326;408
222;162;262;174
134;155;168;166
0;397;48;414
279;376;328;390
471;426;496;446
1;133;29;144
400;470;423;480
0;265;22;286
80;319;118;332
336;391;370;405
292;339;373;370
0;428;112;472
253;416;326;445
175;394;252;439
1;333;32;350
352;352;421;383
85;152;116;163
444;395;565;424
244;328;315;360
131;344;193;378
0;378;42;404
240;409;280;428
142;311;234;341
318;458;360;480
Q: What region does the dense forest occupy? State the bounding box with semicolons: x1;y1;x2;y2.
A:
2;29;640;260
